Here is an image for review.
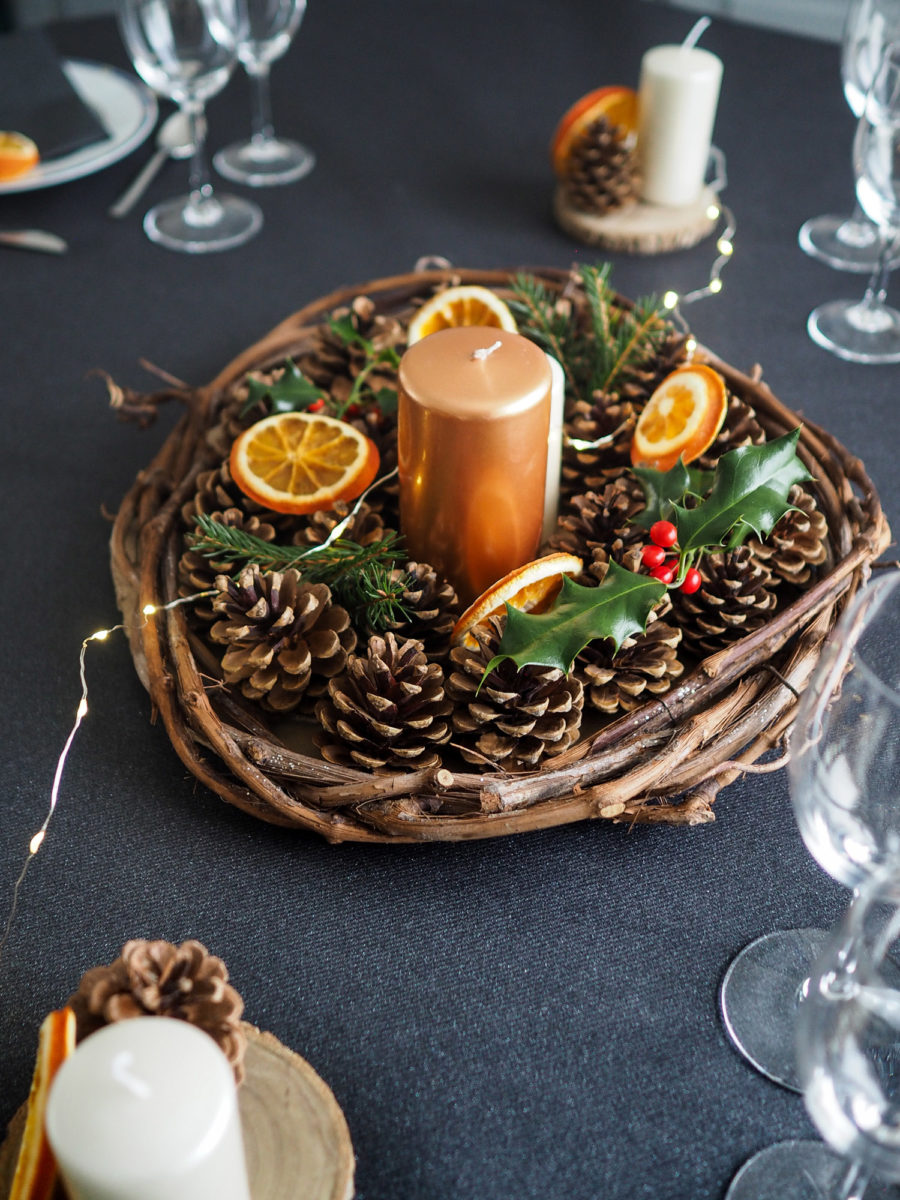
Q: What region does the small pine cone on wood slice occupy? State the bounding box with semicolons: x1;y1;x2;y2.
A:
577;614;684;715
291;499;389;548
314;633;452;772
673;545;779;656
549;474;646;564
68;939;246;1083
447;615;584;770
694;392;766;472
385;562;460;661
561;115;640;215
745;485;829;587
210;568;356;713
178;506;278;622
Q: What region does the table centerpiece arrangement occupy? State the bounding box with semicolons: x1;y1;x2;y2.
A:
105;264;888;843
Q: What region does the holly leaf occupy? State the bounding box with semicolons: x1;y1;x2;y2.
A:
673;429;810;553
484;561;666;676
633;459;716;527
329;313;372;351
242;358;327;416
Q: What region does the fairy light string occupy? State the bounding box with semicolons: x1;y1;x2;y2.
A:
0;591;213;966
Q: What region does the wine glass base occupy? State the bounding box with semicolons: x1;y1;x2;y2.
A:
726;1140;896;1200
720;927;831;1093
798;213;900;273
808;298;900;363
213;137;315;187
143;193;263;254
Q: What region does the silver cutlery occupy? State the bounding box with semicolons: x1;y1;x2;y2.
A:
108;110;196;219
0;229;68;254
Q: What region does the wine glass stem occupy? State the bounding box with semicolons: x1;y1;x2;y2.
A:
834;1158;871;1200
184;101;216;217
861;239;893;311
248;63;275;145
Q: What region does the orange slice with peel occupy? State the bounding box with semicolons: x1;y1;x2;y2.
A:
9;1007;76;1200
407;285;517;344
550;86;638;177
451;552;584;648
230;412;380;515
630;364;728;473
0;132;39;182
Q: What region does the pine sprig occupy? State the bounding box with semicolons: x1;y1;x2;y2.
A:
190;514;410;632
510;264;676;406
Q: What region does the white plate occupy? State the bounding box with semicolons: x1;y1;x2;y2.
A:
0;59;158;194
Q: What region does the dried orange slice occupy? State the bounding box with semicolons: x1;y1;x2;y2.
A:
550;86;638;177
407;285;517;344
0;132;39;182
630;364;728;472
230;412;380;515
451;552;583;648
9;1007;76;1200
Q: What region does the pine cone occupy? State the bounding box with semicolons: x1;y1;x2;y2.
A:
294;295;405;409
68;939;246;1083
561;115;639;214
290;499;388;549
561;396;637;498
577;617;684;714
210;568;356;712
180;459;295;537
549;475;646;565
674;545;779;656
386;562;460;661
447;616;584;770
746;485;829;587
178;507;278;622
695;392;766;471
314;632;452;771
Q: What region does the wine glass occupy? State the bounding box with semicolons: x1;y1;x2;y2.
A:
808;44;900;364
118;0;263;254
213;0;314;187
720;569;900;1093
799;0;900;273
726;871;900;1200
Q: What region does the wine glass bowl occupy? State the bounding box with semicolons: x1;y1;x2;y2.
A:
118;0;263;253
213;0;315;187
720;570;900;1093
808;42;900;364
800;0;900;273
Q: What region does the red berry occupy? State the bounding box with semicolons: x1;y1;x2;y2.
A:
345;403;362;417
649;520;678;548
308;398;326;412
650;562;676;585
680;567;702;594
641;544;666;569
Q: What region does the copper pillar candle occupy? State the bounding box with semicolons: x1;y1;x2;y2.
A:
398;326;552;604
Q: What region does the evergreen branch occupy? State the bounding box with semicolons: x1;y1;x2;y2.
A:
598;301;667;394
190;515;410;632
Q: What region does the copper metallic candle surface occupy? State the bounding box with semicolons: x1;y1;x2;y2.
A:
398;327;552;604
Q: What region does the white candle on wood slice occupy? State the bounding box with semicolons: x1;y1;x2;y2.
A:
638;35;723;207
542;353;566;544
45;1018;251;1200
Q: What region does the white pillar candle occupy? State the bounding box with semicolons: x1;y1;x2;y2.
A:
541;354;565;543
45;1018;251;1200
638;43;723;207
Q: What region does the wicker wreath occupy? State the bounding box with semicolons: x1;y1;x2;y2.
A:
108;267;890;843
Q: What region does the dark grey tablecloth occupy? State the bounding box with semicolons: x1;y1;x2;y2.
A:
0;4;896;1198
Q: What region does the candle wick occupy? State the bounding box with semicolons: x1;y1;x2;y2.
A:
470;339;503;361
110;1050;152;1100
681;14;710;50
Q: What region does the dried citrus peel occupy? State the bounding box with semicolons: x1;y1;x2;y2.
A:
9;1007;76;1200
451;552;584;648
630;363;728;472
407;285;517;344
0;132;39;182
550;86;638;177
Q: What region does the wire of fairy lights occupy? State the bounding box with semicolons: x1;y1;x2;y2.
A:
0;593;212;966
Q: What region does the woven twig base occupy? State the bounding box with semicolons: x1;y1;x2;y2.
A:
108;267;890;842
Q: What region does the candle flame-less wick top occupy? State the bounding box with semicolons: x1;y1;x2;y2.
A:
471;339;503;361
681;14;711;50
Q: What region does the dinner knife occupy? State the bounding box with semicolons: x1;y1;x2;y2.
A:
0;229;68;254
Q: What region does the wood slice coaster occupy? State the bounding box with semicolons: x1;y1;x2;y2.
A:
553;183;718;253
0;1023;355;1200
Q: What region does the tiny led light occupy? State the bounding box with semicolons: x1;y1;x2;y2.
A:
717;237;734;256
709;277;723;293
706;204;720;221
663;290;680;309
